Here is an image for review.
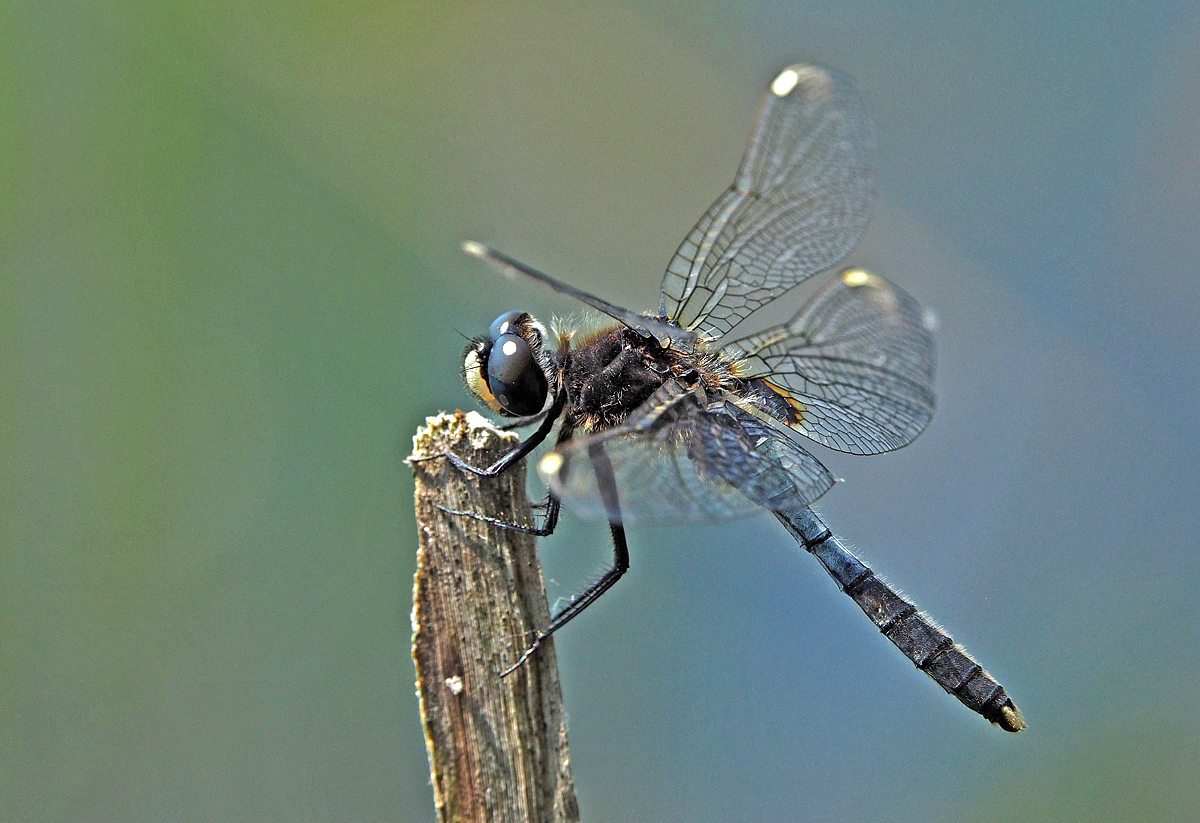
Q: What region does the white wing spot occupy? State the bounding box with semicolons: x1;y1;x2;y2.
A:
841;268;875;288
922;307;940;332
539;452;563;478
771;68;800;97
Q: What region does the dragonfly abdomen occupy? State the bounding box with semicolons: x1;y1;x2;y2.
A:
776;507;1026;732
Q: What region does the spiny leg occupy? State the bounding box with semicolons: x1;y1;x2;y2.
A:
500;439;629;677
409;394;564;477
437;492;561;537
499;409;549;431
500;523;629;677
433;412;573;533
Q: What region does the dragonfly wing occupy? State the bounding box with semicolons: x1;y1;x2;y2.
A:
724;268;935;455
659;64;877;342
462;242;697;348
538;380;835;524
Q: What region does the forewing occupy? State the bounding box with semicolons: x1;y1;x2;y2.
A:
538;381;834;524
724;269;935;455
659;64;877;342
462;242;697;348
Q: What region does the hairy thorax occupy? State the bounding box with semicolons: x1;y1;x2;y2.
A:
559;325;745;432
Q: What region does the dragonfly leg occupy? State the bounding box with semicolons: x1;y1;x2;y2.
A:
437;493;561;537
499;409;549;431
500;522;629;677
409;395;564;477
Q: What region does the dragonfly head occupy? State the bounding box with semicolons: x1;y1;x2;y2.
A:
463;310;552;417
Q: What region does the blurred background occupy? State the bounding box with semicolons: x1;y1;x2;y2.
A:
3;2;1199;821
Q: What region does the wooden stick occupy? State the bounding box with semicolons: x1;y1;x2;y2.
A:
410;412;580;823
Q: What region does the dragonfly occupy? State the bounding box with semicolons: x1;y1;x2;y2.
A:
427;64;1024;732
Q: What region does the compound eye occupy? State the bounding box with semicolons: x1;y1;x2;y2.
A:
489;311;527;342
487;332;548;416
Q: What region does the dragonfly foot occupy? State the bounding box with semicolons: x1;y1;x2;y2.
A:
434;504;553;536
498;633;546;678
410;450;494;475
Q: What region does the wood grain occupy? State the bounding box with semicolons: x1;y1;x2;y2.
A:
410;411;579;823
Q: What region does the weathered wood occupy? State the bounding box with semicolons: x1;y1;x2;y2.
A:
410;411;580;823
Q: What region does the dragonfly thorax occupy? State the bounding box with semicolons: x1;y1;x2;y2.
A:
563;325;700;432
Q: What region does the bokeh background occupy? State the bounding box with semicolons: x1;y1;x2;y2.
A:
4;2;1200;821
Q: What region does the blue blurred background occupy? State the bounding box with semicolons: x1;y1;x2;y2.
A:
4;2;1199;821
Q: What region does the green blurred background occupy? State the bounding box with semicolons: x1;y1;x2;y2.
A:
4;2;1200;821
